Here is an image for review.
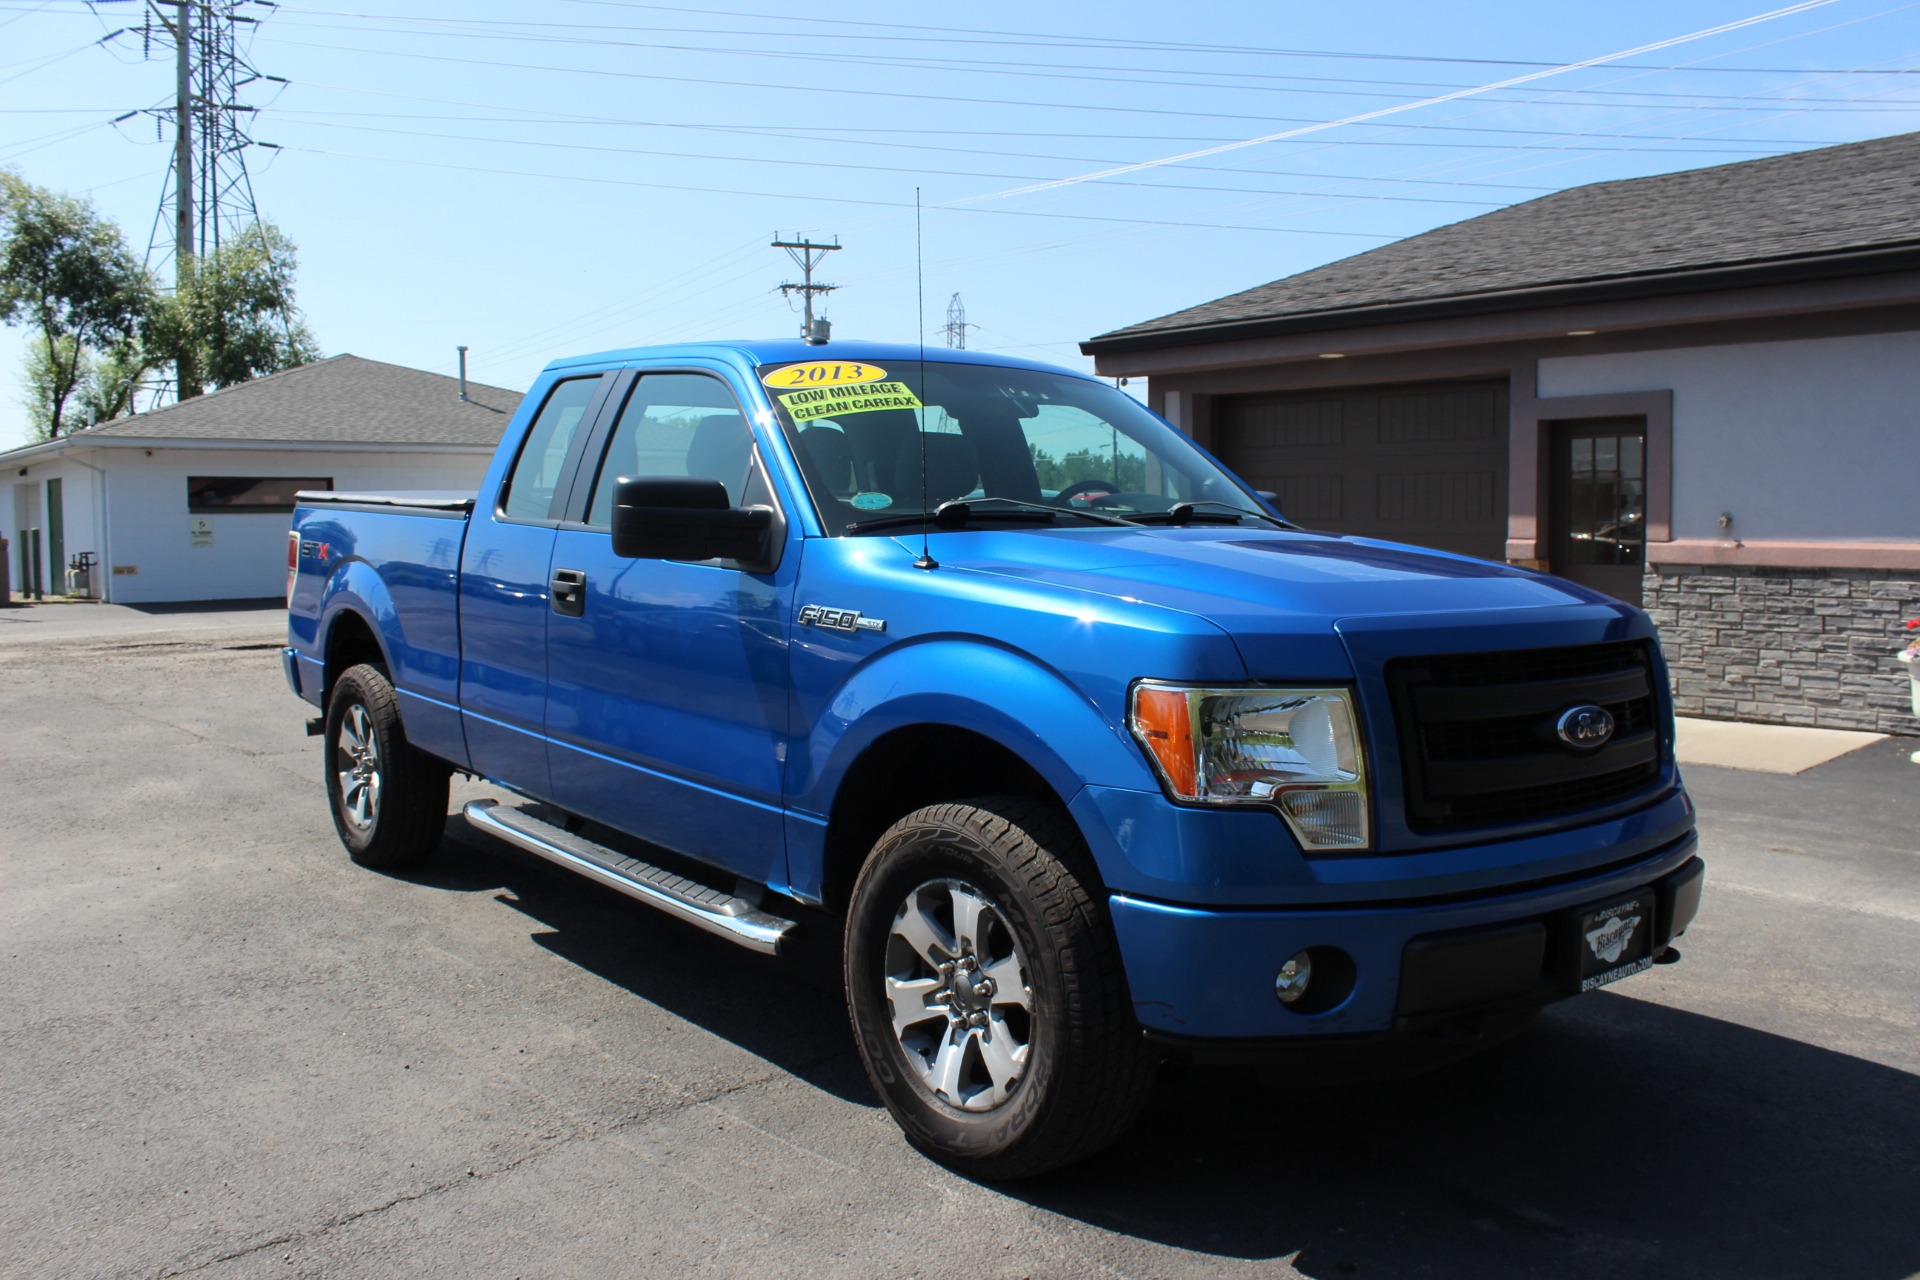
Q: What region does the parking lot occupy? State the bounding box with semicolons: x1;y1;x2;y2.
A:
3;605;1917;1279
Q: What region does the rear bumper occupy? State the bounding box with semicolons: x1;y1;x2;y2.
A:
1110;835;1701;1042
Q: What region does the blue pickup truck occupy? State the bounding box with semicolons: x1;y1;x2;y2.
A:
285;339;1703;1178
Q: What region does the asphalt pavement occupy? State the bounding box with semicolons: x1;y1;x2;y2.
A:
1;606;1915;1279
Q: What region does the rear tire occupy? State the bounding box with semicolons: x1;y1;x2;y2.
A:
844;797;1155;1180
323;663;450;869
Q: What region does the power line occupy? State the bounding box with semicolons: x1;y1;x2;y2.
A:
253;33;1879;142
281;144;1407;237
308;0;1920;75
955;0;1844;205
269;116;1516;206
256;13;1920;109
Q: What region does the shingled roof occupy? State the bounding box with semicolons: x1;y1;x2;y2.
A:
1085;130;1920;353
56;354;520;446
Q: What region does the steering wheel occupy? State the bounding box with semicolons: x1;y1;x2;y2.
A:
1053;478;1118;505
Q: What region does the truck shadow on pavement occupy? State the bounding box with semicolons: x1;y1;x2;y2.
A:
411;817;1918;1280
1014;992;1920;1279
407;818;876;1106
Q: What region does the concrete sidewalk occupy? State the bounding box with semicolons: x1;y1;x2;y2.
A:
1675;716;1893;774
0;596;283;646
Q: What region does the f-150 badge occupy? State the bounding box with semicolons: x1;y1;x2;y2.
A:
799;604;886;634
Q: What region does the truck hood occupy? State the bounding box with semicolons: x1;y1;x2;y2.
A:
919;526;1609;678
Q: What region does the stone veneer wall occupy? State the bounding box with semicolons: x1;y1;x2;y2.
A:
1643;564;1920;735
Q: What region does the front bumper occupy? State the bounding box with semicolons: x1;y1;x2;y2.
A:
1110;834;1701;1042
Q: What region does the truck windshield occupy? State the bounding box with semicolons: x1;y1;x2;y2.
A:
761;358;1270;537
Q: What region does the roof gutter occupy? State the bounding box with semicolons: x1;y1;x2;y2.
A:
0;436;77;467
1081;240;1920;356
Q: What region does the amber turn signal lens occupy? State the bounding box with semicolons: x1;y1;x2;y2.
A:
1130;684;1197;799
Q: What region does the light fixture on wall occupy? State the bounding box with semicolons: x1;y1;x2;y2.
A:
1319;352;1345;359
1566;329;1596;336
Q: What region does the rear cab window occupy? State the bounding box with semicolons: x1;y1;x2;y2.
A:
500;376;602;521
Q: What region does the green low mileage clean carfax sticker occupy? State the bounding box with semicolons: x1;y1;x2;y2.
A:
777;380;923;423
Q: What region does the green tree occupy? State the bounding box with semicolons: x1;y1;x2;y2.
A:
1030;443;1147;494
0;170;153;439
22;337;150;437
148;222;319;397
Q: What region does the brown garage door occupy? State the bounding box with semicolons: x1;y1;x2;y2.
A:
1213;379;1509;561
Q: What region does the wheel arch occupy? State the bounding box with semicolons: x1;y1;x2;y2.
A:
320;607;388;704
817;724;1075;913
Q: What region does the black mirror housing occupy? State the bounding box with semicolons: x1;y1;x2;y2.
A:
610;476;774;566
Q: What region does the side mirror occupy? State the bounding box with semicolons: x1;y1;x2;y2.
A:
610;476;774;568
1253;489;1290;521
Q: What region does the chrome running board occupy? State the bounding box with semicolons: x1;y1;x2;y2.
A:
462;800;798;955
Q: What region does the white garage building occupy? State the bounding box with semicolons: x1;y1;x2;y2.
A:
2;355;520;605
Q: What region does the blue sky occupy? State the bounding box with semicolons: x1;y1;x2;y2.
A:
3;0;1919;450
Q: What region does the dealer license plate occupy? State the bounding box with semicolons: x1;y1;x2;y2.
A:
1576;892;1654;991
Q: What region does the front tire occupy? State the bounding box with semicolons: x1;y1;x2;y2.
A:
323;663;450;869
845;797;1155;1180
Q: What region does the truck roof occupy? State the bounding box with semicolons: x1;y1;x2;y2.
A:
540;339;1088;380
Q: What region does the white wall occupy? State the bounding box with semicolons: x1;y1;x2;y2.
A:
1539;329;1920;544
5;445;492;603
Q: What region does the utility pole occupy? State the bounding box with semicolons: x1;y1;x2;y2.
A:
772;234;840;345
942;292;974;350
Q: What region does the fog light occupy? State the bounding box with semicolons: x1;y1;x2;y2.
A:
1274;951;1313;1005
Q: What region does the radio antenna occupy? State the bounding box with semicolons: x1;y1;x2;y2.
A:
913;187;937;571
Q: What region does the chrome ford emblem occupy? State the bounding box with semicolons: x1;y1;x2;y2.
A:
1556;704;1616;751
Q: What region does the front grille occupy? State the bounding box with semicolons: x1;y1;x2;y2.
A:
1386;640;1664;835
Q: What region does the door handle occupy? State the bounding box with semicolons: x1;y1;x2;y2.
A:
550;568;586;617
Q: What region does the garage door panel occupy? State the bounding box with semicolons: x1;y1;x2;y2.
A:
1230;399;1345;447
1378;389;1500;443
1276;474;1342;523
1215;380;1509;561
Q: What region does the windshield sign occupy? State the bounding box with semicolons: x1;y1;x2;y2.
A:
761;359;1268;536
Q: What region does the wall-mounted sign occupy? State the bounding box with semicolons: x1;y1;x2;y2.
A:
189;517;214;548
112;565;138;576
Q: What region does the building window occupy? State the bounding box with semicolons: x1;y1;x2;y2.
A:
186;476;333;514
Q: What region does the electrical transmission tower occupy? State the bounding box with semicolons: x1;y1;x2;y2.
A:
942;292;975;350
126;0;289;398
772;234;840;345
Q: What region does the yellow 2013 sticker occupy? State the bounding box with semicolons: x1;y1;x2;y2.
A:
761;361;888;389
778;381;923;423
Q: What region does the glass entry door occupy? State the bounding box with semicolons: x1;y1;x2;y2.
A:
1550;418;1647;606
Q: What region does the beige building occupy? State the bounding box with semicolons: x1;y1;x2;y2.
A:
1084;132;1920;735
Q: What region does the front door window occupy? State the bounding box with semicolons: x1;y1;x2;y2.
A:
1552;419;1647;605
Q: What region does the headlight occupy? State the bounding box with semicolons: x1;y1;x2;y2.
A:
1128;682;1370;851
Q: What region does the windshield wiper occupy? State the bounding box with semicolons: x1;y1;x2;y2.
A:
1127;501;1296;529
950;496;1134;527
845;496;1133;535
